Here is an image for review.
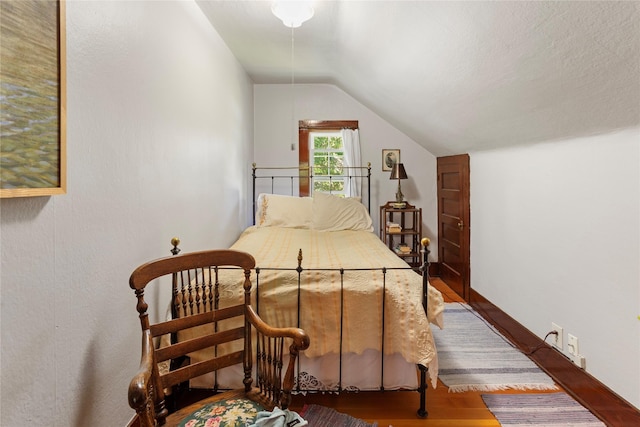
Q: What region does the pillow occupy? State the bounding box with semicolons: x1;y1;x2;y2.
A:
255;194;312;228
312;191;374;232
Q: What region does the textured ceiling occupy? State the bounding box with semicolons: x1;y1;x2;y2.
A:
196;1;639;156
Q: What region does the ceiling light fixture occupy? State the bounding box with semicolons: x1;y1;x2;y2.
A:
271;1;314;28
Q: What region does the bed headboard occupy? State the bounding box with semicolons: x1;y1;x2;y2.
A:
252;163;372;225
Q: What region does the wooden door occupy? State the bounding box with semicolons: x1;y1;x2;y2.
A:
437;154;470;300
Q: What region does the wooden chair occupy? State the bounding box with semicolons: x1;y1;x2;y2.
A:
128;249;310;426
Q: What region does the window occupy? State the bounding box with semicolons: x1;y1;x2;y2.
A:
298;120;358;196
310;131;345;195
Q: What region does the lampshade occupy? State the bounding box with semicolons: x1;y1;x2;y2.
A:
271;1;315;28
390;163;408;180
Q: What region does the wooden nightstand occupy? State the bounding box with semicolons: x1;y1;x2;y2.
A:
380;201;422;267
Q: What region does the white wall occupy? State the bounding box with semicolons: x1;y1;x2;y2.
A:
470;128;640;409
0;1;254;425
254;84;438;257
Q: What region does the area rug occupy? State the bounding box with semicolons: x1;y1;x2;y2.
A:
432;303;558;392
300;404;377;427
481;392;606;426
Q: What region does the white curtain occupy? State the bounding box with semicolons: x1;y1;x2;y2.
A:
342;128;361;198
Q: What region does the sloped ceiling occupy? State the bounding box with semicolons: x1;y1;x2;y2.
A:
196;1;639;156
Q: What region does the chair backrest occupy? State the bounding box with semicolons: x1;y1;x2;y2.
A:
128;249;308;425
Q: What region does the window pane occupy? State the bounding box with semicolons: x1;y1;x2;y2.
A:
313;179;344;193
329;153;344;175
329;136;343;149
312;152;327;175
313;181;330;192
314;136;329;149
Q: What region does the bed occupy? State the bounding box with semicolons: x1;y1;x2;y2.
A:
169;165;444;417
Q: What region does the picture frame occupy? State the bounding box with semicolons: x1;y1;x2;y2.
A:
0;0;66;198
382;149;400;172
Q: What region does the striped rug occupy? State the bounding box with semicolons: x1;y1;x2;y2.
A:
481;393;606;426
432;303;558;392
300;404;377;427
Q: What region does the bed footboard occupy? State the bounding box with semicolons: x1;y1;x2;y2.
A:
167;236;434;417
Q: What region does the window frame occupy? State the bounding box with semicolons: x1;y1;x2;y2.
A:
298;120;358;196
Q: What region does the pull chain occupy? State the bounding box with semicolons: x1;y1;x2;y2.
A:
290;25;296;151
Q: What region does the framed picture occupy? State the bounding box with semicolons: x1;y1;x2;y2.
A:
382;149;400;172
0;0;66;198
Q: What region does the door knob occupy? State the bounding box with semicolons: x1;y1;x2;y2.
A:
457;221;464;230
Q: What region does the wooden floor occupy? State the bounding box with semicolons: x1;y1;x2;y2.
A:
288;278;558;426
290;389;503;426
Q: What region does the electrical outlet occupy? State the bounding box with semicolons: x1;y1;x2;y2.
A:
551;323;563;350
567;334;579;356
566;333;586;368
569;353;587;369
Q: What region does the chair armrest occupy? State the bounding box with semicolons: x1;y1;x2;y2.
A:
245;305;310;352
128;331;164;426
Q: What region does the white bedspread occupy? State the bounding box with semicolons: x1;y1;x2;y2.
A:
228;226;444;386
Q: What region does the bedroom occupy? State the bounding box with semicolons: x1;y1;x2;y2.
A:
0;1;637;426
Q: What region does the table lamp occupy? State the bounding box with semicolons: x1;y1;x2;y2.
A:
390;163;408;208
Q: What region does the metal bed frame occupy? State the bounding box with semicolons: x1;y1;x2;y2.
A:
166;164;433;417
249;164;431;417
251;163;372;221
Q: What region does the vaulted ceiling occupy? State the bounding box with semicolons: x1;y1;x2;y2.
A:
196;1;639;156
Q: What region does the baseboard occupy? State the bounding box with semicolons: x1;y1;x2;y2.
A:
468;288;640;427
428;261;440;277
